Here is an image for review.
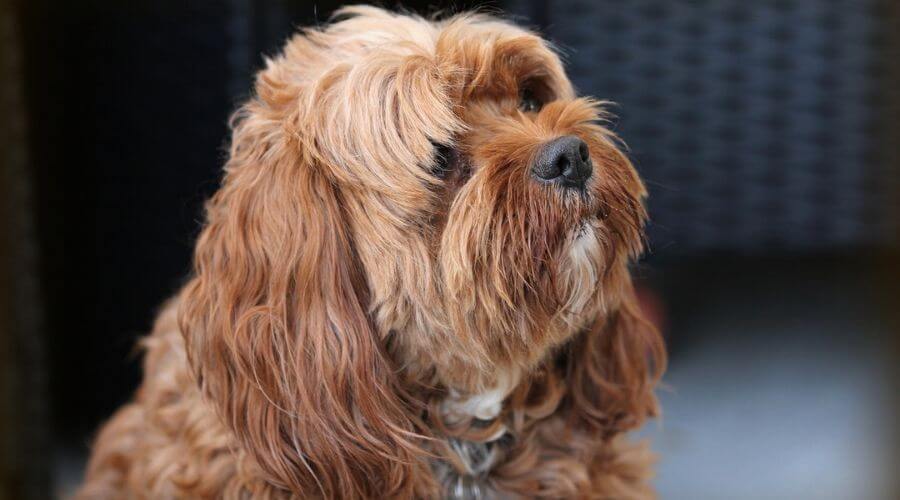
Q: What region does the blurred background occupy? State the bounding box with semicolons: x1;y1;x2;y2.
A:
1;0;898;499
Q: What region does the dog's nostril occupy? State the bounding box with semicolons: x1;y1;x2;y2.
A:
555;156;570;176
532;135;593;189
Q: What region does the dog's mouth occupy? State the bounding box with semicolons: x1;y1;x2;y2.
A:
597;199;611;222
565;187;613;236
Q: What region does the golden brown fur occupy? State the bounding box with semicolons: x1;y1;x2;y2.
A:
78;6;665;499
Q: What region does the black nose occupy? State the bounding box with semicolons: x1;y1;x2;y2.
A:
532;136;593;189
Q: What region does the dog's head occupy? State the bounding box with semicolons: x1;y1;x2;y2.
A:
180;7;663;497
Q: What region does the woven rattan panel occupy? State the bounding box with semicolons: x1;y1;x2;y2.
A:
506;0;898;254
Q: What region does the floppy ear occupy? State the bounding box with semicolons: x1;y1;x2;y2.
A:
178;98;432;498
563;280;666;437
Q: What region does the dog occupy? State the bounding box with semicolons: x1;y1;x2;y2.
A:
77;6;665;499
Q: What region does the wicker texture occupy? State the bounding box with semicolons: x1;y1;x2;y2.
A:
507;0;898;254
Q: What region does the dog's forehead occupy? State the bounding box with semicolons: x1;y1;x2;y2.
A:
432;16;572;99
321;10;572;98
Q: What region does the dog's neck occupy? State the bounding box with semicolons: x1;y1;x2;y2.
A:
436;366;521;498
440;366;520;423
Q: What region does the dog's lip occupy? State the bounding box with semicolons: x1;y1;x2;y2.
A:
597;203;610;221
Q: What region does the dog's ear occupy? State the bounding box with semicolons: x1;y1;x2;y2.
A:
563;280;666;437
178;99;431;497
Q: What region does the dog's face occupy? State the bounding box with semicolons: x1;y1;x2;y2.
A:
284;8;647;389
181;7;659;497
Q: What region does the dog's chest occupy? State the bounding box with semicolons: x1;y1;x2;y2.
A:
436;437;506;499
434;369;520;499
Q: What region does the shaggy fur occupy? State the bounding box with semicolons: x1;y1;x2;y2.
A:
78;6;665;499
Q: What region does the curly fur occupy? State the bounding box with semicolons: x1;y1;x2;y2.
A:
78;6;665;499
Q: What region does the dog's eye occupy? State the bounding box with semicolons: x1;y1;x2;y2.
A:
431;142;457;179
519;87;543;113
430;141;472;183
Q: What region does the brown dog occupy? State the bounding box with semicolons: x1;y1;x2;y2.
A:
78;6;665;499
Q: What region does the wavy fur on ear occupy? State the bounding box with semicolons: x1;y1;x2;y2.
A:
565;283;666;438
178;95;434;498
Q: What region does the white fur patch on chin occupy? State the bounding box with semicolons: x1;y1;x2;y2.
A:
570;224;601;268
559;222;603;320
441;367;520;422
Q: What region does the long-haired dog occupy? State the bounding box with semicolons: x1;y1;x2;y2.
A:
78;6;665;499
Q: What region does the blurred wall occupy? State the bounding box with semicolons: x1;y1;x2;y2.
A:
1;1;48;498
20;0;329;443
508;0;899;255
